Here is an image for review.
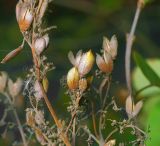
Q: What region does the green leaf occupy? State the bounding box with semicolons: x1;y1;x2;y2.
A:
133;52;160;86
144;0;154;5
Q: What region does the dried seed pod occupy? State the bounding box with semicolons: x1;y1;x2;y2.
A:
1;46;23;64
42;76;49;92
103;35;118;59
43;34;49;48
67;67;79;90
35;110;45;125
16;2;33;32
26;109;35;127
96;53;113;73
78;50;95;77
8;78;23;98
0;72;8;93
34;80;43;100
79;78;87;92
125;95;143;118
34;37;46;55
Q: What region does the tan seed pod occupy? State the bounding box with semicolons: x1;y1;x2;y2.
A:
16;2;33;32
34;37;46;55
0;72;8;93
1;46;23;64
26;109;35;127
67;67;79;90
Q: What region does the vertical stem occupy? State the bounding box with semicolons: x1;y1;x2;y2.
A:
125;0;143;94
72;117;76;146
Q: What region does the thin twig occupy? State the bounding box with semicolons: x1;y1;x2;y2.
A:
125;0;143;94
91;102;99;139
104;128;118;143
72;117;76;146
65;112;76;135
4;93;27;146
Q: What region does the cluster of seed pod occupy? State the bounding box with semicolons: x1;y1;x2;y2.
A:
67;50;95;91
0;71;23;98
96;35;118;74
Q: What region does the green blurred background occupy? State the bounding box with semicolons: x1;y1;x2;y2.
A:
0;0;160;145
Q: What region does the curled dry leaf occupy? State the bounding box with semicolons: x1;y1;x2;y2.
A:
1;46;23;64
125;95;143;118
67;67;80;90
8;78;23;98
0;72;8;93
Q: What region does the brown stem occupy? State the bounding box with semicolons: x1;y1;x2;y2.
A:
91;102;99;139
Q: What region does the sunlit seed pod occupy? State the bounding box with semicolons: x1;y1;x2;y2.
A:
75;50;82;67
78;50;95;77
8;78;23;98
104;139;116;146
34;37;46;55
0;72;8;93
79;78;87;92
67;67;80;90
26;109;35;127
35;110;45;125
34;80;43;100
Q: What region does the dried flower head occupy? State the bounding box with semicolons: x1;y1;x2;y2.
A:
35;110;45;125
26;108;35;127
34;80;43;100
125;95;143;118
78;50;95;77
103;35;118;59
8;78;23;97
67;67;80;90
0;72;8;93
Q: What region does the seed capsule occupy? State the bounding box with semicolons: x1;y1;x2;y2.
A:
96;52;113;73
16;2;33;32
67;67;79;90
34;37;46;55
103;35;118;59
78;50;95;77
8;78;23;98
